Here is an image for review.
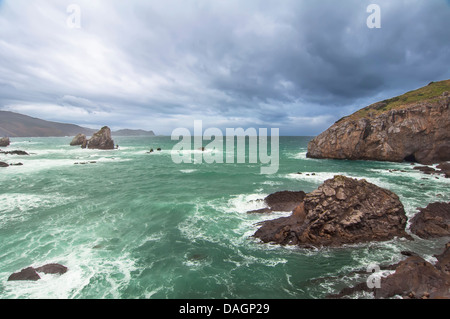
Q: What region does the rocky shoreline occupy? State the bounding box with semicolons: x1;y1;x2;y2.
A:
327;242;450;299
251;176;450;298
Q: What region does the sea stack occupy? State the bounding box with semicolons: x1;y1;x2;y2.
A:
70;133;87;146
87;126;115;150
0;137;10;147
254;175;411;248
307;80;450;165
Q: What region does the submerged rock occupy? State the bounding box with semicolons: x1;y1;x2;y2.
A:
0;137;10;147
0;161;9;167
254;175;411;247
409;202;450;239
0;150;29;155
70;133;87;146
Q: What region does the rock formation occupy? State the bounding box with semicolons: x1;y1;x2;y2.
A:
0;161;9;167
8;263;68;281
73;126;115;150
437;162;450;178
307;80;450;165
7;267;41;281
409;202;450;239
70;133;87;146
0;137;10;147
247;191;306;214
374;254;450;299
328;242;450;299
0;150;29;155
254;175;411;247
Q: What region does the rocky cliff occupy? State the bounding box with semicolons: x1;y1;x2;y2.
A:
307;80;450;165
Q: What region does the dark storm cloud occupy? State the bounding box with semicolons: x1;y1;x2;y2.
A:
0;0;449;135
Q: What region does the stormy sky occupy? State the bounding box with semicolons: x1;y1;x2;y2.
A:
0;0;449;135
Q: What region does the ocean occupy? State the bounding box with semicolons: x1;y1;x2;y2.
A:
0;136;449;299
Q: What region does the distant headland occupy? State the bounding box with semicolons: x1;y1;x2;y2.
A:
0;110;155;137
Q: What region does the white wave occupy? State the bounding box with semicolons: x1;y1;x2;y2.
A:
180;169;197;174
0;193;79;225
290;151;308;159
285;171;345;184
261;181;283;186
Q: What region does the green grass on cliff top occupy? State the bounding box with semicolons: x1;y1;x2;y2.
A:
340;79;450;122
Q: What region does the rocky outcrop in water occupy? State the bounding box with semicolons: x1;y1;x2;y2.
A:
70;133;87;146
0;137;10;147
328;243;450;299
409;202;450;239
437;162;450;178
0;150;29;155
0;161;9;167
247;191;306;214
375;255;450;299
254;176;411;248
7;263;68;281
77;126;115;150
307;80;450;165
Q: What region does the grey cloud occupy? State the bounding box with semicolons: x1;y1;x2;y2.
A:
0;0;449;135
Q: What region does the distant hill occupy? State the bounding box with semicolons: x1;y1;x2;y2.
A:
112;129;155;137
0;111;156;137
0;111;96;137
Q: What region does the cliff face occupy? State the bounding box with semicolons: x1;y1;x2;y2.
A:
307;80;450;165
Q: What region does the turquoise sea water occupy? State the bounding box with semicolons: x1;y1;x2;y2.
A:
0;136;449;299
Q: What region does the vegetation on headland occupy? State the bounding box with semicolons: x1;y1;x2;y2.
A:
337;79;450;123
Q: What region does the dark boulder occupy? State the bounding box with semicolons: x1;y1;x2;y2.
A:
254;176;411;247
434;242;450;275
0;161;9;167
0;150;29;155
437;162;450;178
247;191;306;214
10;162;23;166
375;255;450;299
265;191;307;212
329;243;450;299
7;263;68;281
8;267;40;281
409;202;450;239
35;263;68;275
0;137;10;147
